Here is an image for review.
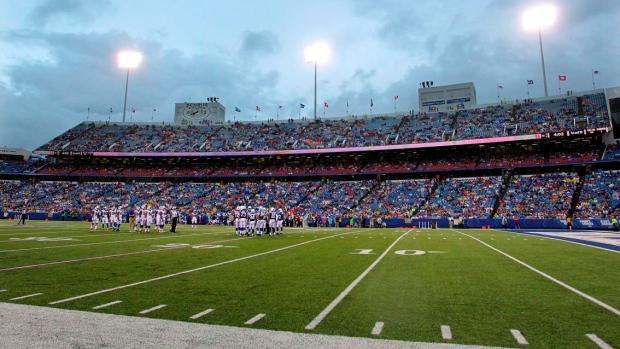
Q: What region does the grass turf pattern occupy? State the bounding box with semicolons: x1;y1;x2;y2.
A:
1;222;619;348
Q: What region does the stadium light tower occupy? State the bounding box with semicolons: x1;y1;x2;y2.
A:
305;43;329;120
118;51;142;123
522;5;556;97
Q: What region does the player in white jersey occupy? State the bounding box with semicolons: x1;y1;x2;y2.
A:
145;206;153;233
139;206;148;233
90;206;101;231
116;207;123;231
233;208;241;235
248;209;257;236
109;207;117;231
258;208;267;236
268;208;277;236
101;207;110;231
156;207;165;233
191;211;198;229
239;206;248;236
276;208;284;235
134;207;141;232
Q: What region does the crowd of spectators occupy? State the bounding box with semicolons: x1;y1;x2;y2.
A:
33;93;610;154
573;170;620;219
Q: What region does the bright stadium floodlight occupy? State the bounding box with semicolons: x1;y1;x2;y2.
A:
118;51;143;123
305;43;329;120
522;5;556;97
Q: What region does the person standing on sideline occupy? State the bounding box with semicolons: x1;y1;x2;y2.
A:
513;215;520;229
170;207;179;233
17;206;27;225
502;215;508;229
128;206;136;232
611;217;618;231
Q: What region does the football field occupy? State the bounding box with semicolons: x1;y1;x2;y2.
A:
1;222;619;348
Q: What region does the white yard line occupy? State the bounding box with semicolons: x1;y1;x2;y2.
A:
371;322;384;335
0;236;248;272
92;300;122;310
0;231;231;254
244;313;265;325
139;304;167;314
0;289;6;292
49;231;360;305
10;293;42;301
454;230;620;317
305;230;412;330
586;334;613;349
189;308;214;319
441;325;452;340
509;329;528;345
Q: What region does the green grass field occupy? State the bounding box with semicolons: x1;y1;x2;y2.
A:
1;222;619;348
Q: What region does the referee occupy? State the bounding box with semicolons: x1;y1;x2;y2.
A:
17;207;27;225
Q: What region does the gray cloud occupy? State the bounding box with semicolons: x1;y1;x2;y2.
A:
0;29;284;150
239;30;280;57
28;0;112;27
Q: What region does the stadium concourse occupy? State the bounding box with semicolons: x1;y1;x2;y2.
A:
0;90;619;229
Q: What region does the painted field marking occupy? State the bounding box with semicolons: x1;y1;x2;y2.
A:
454;229;620;318
10;293;42;301
244;313;265;325
189;308;214;320
0;236;248;272
305;230;412;330
510;329;528;345
49;231;360;305
0;231;220;254
371;322;384;335
586;334;613;349
0;289;6;292
139;304;167;314
92;300;122;310
441;325;452;340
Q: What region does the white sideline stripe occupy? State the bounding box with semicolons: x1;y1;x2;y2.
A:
189;308;214;319
92;300;122;309
305;230;412;330
441;325;452;340
49;231;359;305
586;334;613;349
0;231;218;253
0;236;248;272
244;313;265;325
510;231;620;254
0;289;6;292
510;329;528;345
371;322;384;335
454;230;620;318
10;293;42;300
139;304;167;314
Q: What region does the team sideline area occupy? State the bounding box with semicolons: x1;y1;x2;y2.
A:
1;222;619;348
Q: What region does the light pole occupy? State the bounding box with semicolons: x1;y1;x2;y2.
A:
523;5;556;97
305;43;329;120
118;51;142;122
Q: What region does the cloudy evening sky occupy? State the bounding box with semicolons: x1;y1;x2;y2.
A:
0;0;618;150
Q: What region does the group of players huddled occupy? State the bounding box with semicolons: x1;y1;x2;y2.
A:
89;205;185;233
88;204;285;236
233;206;284;236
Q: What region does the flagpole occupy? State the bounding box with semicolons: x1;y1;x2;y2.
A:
527;82;530;99
323;104;325;119
346;101;349;116
255;108;257;121
558;78;561;95
234;109;237;123
152;107;155;122
109;108;112;123
87;107;90;121
591;69;596;89
497;84;500;104
298;106;301;119
276;106;279;120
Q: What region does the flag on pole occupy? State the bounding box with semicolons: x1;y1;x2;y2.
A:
300;103;305;108
132;108;136;113
593;70;599;75
498;85;503;89
278;105;282;109
370;99;374;107
110;107;113;113
235;107;241;112
256;106;261;111
527;80;534;85
394;95;399;100
324;101;328;108
558;75;567;81
153;108;156;112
